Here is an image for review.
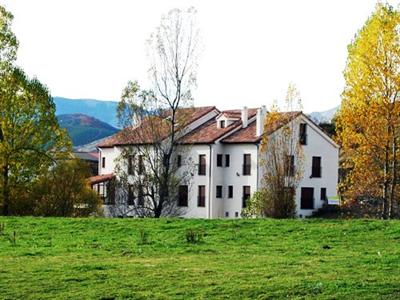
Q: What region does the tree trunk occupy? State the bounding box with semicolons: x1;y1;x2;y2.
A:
2;164;9;216
390;133;398;219
382;142;390;219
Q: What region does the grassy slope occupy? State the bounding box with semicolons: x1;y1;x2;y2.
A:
0;218;399;299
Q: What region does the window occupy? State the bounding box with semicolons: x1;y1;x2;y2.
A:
285;155;295;177
235;212;239;218
138;155;145;175
243;154;251;175
299;123;307;145
321;188;327;201
128;155;135;175
228;186;233;198
102;157;106;168
137;185;144;206
216;185;223;198
217;154;223;167
128;185;135;205
225;154;230;167
220;120;225;128
311;156;322;178
178;185;188;207
301;187;314;209
198;155;206;175
97;182;107;202
225;211;229;218
177;155;182;168
242;186;251;208
198;185;206;207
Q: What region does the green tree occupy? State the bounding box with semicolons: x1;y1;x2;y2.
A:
336;3;400;219
0;5;71;215
0;5;17;71
29;159;102;217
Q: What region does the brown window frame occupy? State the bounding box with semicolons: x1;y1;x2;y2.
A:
311;156;322;178
321;188;327;201
228;185;233;198
242;186;251;208
198;155;206;175
225;154;230;167
137;185;144;206
128;155;135;175
216;185;223;198
217;154;223;167
138;155;145;175
178;185;188;207
243;154;251;175
198;185;206;207
128;185;135;206
299;123;307;145
177;155;182;168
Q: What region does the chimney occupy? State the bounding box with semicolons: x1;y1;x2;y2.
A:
256;105;267;136
241;106;248;128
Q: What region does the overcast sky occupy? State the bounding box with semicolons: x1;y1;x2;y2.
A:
1;0;399;112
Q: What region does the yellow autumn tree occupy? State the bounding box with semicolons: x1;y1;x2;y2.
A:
336;3;400;219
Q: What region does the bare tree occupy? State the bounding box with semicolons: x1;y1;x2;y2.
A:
112;8;200;218
244;84;304;218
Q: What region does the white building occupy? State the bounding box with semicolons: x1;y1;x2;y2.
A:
93;106;339;218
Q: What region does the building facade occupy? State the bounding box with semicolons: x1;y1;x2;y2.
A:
94;106;339;218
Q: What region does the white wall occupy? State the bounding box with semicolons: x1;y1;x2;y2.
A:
99;147;121;175
177;144;211;218
213;143;259;218
296;115;339;217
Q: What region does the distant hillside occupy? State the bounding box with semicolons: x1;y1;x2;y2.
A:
54;97;119;128
58;114;118;147
309;105;339;124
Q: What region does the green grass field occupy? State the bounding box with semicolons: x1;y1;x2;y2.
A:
0;217;400;299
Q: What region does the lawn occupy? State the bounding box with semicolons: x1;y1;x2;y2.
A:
0;217;400;299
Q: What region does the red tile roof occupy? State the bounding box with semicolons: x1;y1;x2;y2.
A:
222;111;302;144
178;108;258;144
88;173;114;185
221;121;260;144
217;108;258;119
97;106;217;148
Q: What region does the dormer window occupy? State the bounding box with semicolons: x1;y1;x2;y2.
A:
220;120;225;128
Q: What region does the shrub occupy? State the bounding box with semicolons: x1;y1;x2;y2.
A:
29;159;102;217
137;228;149;245
185;228;203;244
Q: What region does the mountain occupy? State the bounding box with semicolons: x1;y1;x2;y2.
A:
54;97;119;128
58;114;118;147
308;105;339;124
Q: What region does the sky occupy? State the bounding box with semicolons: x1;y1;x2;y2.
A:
1;0;399;113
